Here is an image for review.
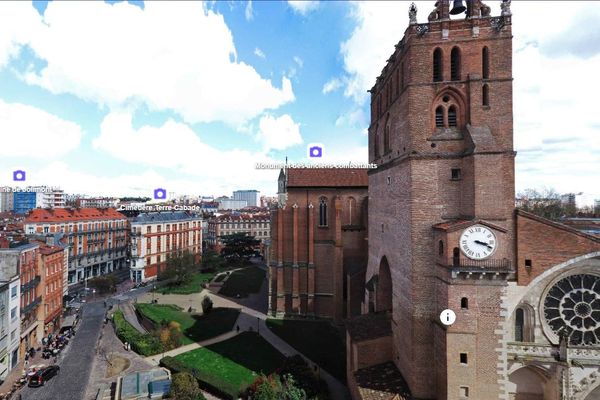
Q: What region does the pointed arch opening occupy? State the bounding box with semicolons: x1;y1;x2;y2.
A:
482;84;490;106
377;257;393;313
451;47;461;81
433;48;443;82
318;197;328;227
482;46;490;79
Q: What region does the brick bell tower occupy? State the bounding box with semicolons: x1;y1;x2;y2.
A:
366;1;515;399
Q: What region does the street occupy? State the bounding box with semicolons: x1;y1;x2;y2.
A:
20;302;105;400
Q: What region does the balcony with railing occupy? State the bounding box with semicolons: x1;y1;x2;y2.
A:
21;275;41;293
22;296;41;316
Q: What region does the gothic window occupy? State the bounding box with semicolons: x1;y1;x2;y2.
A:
384;123;391;154
318;197;328;227
451;47;461;81
448;106;457;127
453;247;460;267
543;274;600;346
482;46;490;79
482;84;490;106
435;106;444;128
347;197;356;225
438;240;444;256
433;48;443;82
515;307;525;342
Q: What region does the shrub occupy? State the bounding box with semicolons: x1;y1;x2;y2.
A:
279;355;328;398
201;296;213;315
113;310;163;356
170;372;206;400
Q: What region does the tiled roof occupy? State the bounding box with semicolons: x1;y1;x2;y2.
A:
346;312;392;341
286;168;368;188
25;208;127;223
132;211;201;224
38;243;64;255
354;362;412;400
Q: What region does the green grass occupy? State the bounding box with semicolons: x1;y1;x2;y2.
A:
266;318;346;381
135;304;240;345
173;332;285;397
218;267;266;298
156;270;218;295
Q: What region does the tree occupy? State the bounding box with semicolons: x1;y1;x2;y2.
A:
201;295;213;315
246;374;307;400
88;275;119;294
516;188;576;220
158;321;183;350
201;250;223;271
158;251;196;285
220;232;260;262
170;372;205;400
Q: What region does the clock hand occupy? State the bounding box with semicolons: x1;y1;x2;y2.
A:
474;240;493;250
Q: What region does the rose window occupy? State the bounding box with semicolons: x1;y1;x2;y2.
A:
543;274;600;346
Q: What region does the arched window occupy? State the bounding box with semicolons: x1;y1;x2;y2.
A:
435;106;444;128
438;240;444;256
433;48;443;82
448;106;457;127
461;297;469;309
482;84;490;106
318;197;328;227
515;308;525;342
384;124;390;154
482;46;490;79
451;47;461;81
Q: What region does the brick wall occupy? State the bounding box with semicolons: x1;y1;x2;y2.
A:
516;211;600;286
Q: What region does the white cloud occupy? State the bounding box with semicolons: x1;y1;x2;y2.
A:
256;114;303;152
3;1;294;127
0;99;83;158
335;108;366;128
254;47;266;59
293;56;303;68
88;112;282;196
322;77;343;94
288;1;319;16
245;0;254;21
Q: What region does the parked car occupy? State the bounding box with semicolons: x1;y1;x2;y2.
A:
28;365;60;387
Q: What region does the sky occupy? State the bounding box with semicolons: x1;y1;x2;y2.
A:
0;1;598;203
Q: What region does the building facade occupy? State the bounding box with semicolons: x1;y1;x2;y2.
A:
217;199;248;211
75;197;119;208
24;208;128;285
0;257;20;381
0;189;14;213
346;2;600;400
269;168;368;322
38;244;65;337
233;190;260;207
13;192;37;215
130;212;203;283
206;212;270;254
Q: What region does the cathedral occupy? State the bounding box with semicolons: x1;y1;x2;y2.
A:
270;1;600;399
347;1;600;399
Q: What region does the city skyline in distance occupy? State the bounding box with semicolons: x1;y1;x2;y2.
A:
0;1;598;203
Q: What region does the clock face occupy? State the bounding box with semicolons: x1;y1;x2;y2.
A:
459;225;497;260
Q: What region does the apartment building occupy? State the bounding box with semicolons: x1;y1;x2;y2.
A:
0;257;20;381
75;197;119;208
233;190;260;207
38;243;65;336
206;213;270;253
24;208;128;285
0;189;14;213
0;240;41;360
130;211;203;283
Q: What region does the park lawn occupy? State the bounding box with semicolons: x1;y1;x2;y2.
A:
266;318;346;381
135;304;239;345
174;332;285;395
218;266;265;298
156;270;217;295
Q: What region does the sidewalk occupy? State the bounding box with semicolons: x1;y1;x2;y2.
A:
120;301;147;333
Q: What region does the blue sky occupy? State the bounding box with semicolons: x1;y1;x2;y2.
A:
0;1;598;203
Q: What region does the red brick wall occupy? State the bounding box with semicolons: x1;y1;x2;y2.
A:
516;211;600;286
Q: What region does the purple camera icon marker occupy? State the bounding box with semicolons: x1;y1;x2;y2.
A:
13;170;26;181
153;188;167;200
307;143;324;158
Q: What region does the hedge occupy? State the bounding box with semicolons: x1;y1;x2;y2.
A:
160;356;247;400
113;310;163;356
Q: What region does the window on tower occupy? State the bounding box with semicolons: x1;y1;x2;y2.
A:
482;84;490;106
433;48;443;82
451;47;461;81
482;46;490;79
435;106;444;128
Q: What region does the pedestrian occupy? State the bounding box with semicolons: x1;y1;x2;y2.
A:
236;325;240;333
124;341;128;351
